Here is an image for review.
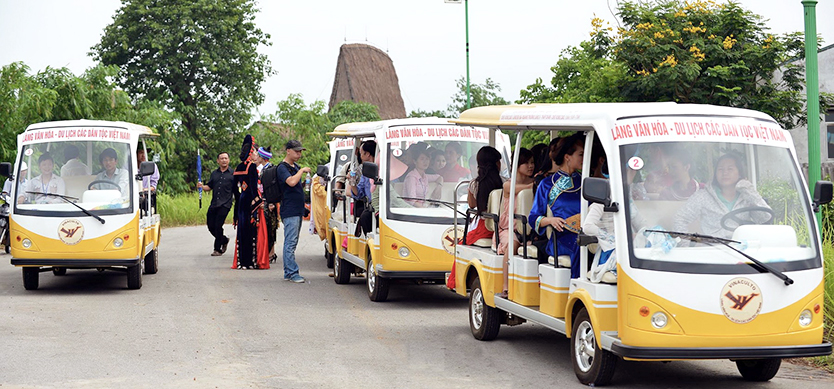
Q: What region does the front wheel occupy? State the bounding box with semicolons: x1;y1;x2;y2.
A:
571;307;617;386
367;257;390;302
469;277;500;340
22;267;39;290
52;267;67;276
127;264;143;290
736;358;781;381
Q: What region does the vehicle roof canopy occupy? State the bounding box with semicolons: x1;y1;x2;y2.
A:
451;102;777;131
25;119;159;138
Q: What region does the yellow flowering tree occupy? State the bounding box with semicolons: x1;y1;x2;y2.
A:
521;0;820;130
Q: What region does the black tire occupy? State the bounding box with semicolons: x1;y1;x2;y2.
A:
52;267;67;276
127;264;142;290
333;253;353;285
736;358;781;381
325;240;334;269
22;267;39;290
469;277;500;341
4;244;9;254
144;248;158;274
571;307;617;386
367;256;390;302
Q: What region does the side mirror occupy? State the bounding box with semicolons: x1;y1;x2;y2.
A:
139;161;156;177
362;162;381;183
316;164;330;180
0;162;11;178
583;177;617;211
813;180;833;212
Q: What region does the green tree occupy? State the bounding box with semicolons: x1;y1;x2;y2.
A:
521;0;817;130
0;63;180;190
249;95;380;169
447;77;510;118
91;0;273;175
408;109;448;118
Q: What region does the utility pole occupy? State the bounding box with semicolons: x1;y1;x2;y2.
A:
802;1;821;223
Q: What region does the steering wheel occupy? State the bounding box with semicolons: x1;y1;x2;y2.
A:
720;206;774;231
88;180;121;190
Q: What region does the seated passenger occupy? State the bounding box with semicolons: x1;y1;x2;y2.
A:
427;148;446;175
19;153;65;204
674;152;770;239
439;141;470;182
497;147;536;298
462;146;504;245
582;162;617;284
403;148;443;207
529;133;585;278
60;144;91;177
658;147;700;200
92;147;129;198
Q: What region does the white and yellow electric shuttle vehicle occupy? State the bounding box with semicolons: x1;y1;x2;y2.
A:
324;117;509;302
449;103;832;385
322;137;354;268
0;120;161;290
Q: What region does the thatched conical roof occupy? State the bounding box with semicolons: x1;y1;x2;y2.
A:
329;43;406;120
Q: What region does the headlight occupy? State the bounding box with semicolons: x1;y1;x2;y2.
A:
22;238;32;249
651;312;668;329
398;247;410;258
799;310;812;327
113;238;124;248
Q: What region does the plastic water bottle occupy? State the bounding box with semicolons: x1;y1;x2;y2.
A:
304;173;311;191
644;226;678;254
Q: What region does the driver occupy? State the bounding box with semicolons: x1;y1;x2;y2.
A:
673;152;770;239
91;147;129;198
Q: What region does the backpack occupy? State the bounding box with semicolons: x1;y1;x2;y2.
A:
262;162;288;204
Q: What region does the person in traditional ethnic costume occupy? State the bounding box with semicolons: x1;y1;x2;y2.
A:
255;146;279;264
529;133;585;278
232;135;267;269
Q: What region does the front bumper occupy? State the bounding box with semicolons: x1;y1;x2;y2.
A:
611;342;832;360
11;258;142;267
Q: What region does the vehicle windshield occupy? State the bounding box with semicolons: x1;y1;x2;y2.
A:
386;126;497;223
15;140;133;216
621;140;819;273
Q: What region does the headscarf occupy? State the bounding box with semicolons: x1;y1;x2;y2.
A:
239;135;254;162
257;146;272;160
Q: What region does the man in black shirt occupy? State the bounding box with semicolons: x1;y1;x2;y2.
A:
198;152;235;256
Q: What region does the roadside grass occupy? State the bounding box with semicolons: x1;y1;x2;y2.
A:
157;192;232;227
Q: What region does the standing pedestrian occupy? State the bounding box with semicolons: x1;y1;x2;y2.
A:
198;151;235;256
232;135;261;269
277;140;311;283
254;146;279;264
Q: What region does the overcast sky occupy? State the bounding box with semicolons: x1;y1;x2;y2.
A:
1;0;831;118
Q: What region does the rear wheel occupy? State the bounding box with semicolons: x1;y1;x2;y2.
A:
22;267;39;290
127;263;142;290
144;248;158;274
736;358;781;381
325;239;334;269
367;257;390;302
469;277;500;340
571;307;617;386
52;267;67;276
333;253;352;285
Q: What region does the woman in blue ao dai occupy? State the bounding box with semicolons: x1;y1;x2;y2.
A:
529;134;585;278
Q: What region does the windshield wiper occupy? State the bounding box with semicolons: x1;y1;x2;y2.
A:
26;191;106;225
646;229;793;286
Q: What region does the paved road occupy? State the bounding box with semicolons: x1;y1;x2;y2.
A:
1;224;832;388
